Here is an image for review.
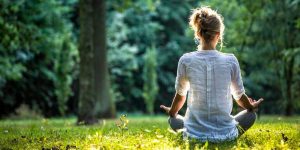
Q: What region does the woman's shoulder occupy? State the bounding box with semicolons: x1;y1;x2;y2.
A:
217;51;238;62
179;51;197;60
218;51;234;57
179;51;198;63
182;51;198;57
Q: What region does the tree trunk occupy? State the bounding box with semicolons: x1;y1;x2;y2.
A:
284;57;294;116
77;0;115;125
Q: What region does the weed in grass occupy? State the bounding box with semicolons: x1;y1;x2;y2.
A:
115;114;129;136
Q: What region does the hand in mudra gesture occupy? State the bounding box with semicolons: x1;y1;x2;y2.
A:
160;105;171;114
249;98;263;108
248;97;263;111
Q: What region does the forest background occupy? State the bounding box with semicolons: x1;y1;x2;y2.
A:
1;0;300;119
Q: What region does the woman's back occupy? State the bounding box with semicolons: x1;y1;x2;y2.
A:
160;6;262;143
177;50;244;142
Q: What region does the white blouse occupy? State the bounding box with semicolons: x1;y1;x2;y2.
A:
175;50;245;142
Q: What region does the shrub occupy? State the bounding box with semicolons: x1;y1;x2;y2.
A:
0;0;78;117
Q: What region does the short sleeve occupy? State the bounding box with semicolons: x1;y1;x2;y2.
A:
175;56;190;96
230;55;245;100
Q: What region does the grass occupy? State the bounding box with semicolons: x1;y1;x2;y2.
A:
0;115;299;150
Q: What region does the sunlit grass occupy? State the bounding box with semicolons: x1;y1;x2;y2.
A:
0;115;299;149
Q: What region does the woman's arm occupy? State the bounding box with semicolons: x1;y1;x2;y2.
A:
230;56;263;110
160;93;186;117
236;94;263;111
161;55;189;117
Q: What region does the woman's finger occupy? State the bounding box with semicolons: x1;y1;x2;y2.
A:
256;98;264;104
248;98;253;103
253;98;264;108
160;105;166;111
160;105;170;113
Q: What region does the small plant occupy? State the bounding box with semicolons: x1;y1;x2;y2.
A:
116;114;129;135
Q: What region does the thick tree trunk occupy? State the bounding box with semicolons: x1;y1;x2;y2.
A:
78;0;115;125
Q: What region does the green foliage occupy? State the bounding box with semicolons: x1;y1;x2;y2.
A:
106;0;299;115
106;9;139;104
0;116;299;149
198;0;300;114
1;0;300;116
106;0;196;112
107;0;163;112
143;46;158;114
234;0;300;115
0;0;78;117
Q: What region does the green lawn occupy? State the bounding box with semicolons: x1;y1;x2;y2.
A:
0;115;299;150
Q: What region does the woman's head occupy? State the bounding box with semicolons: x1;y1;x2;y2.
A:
189;6;224;49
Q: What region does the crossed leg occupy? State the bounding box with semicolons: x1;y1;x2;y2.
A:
168;115;184;131
234;109;257;135
168;110;257;135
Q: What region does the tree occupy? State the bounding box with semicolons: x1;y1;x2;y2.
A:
143;46;158;114
222;0;300;115
0;0;77;117
77;0;115;125
242;0;300;115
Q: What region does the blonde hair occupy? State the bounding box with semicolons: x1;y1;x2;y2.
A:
189;6;225;49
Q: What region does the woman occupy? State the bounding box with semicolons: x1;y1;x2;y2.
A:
160;6;263;142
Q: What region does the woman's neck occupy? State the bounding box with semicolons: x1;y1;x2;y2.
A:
199;38;218;50
202;46;215;50
201;44;216;50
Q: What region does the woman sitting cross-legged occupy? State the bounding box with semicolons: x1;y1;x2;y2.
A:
160;6;263;142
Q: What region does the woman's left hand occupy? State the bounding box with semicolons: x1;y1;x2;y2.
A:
160;105;171;114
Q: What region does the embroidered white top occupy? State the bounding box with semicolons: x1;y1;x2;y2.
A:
175;50;245;142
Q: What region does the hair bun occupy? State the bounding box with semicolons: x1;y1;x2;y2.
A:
194;10;209;32
189;6;225;48
200;12;208;21
198;12;208;33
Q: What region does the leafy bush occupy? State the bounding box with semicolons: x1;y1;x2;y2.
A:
0;0;78;117
106;0;196;113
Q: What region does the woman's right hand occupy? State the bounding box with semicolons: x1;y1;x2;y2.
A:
248;97;264;109
236;94;264;111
